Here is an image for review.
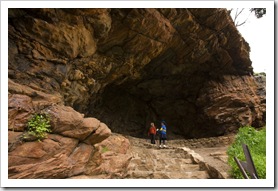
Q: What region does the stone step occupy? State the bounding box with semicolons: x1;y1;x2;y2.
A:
128;157;194;171
127;170;209;179
130;148;191;159
167;171;209;179
126;140;214;179
129;156;192;164
127;136;231;179
129;162;200;172
166;163;201;172
155;151;191;159
154;158;191;164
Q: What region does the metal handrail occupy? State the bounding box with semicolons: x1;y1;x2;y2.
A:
234;143;259;179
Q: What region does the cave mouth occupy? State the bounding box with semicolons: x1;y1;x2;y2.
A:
88;83;184;139
85;59;223;139
80;43;233;139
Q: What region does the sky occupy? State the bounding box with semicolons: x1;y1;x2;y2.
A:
230;9;269;73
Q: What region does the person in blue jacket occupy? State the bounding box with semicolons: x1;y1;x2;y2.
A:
158;121;167;148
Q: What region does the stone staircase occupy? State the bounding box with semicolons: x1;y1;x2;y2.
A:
126;138;211;179
70;135;231;179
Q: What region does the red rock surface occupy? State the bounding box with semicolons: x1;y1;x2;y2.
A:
8;8;265;179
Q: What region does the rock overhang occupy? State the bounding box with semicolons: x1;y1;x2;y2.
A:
8;8;265;139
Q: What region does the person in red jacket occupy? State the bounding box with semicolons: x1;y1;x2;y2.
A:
148;122;157;144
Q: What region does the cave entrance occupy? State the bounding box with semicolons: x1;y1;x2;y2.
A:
87;72;207;139
85;50;217;139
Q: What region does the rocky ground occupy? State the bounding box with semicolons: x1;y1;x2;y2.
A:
124;134;235;179
69;133;235;179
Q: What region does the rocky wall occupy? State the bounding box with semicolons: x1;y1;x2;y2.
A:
8;8;265;139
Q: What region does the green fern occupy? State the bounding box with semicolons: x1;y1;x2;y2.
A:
27;113;51;141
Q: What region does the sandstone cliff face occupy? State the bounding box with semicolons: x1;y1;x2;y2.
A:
8;9;265;144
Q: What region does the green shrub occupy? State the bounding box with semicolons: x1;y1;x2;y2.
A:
26;113;52;141
227;126;266;178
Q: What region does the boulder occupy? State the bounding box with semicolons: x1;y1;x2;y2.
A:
85;133;132;178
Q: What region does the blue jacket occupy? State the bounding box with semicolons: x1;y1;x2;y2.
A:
160;124;166;135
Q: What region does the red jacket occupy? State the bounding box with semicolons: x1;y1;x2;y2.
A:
148;126;156;136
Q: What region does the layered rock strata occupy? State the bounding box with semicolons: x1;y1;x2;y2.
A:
8;8;266;178
8;8;265;139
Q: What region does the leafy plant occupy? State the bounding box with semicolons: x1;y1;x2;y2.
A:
26;113;51;141
227;126;266;178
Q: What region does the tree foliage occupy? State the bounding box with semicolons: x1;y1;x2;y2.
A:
250;8;266;18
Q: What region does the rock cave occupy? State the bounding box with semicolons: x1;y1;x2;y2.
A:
8;8;265;138
7;8;266;179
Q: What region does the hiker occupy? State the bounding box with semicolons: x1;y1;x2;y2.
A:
148;122;157;144
158;121;167;148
